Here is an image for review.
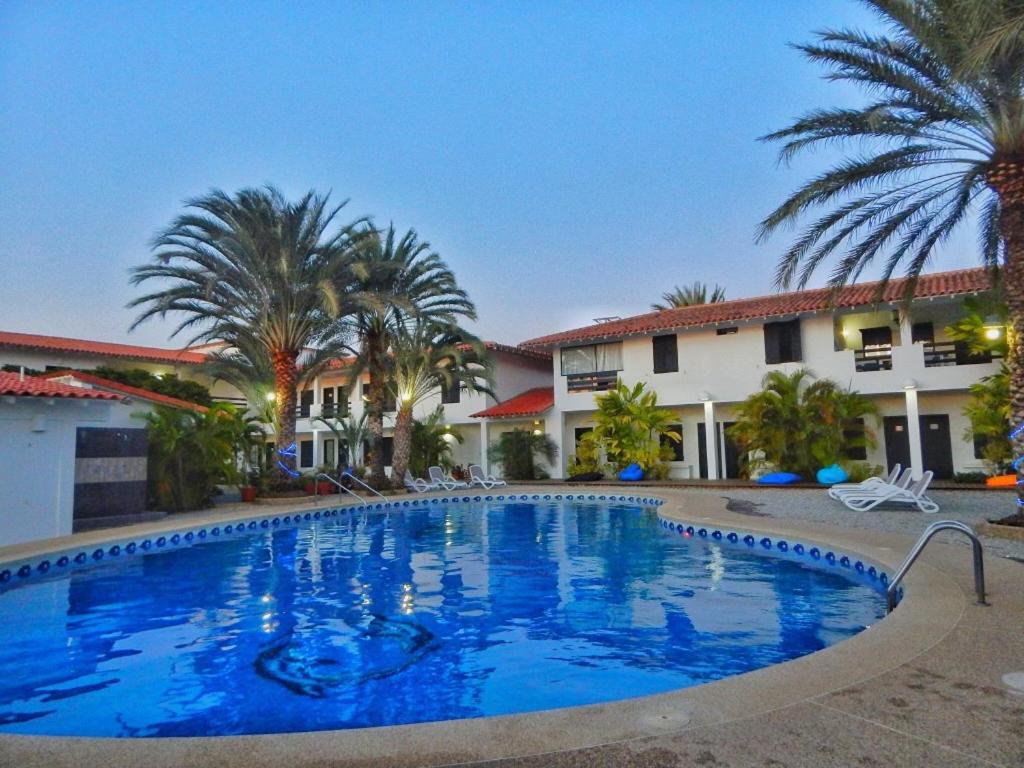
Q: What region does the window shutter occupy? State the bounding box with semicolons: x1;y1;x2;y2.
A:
787;319;803;362
764;323;782;364
652;335;678;373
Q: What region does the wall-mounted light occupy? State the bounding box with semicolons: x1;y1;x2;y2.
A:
983;314;1003;340
698;391;713;402
265;392;276;402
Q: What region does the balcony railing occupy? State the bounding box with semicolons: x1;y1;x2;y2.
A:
319;403;349;419
566;371;618;393
854;345;893;372
923;341;1001;368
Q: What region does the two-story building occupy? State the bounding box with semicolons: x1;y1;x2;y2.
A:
519;268;1000;481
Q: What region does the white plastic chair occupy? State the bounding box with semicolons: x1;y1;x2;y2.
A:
468;464;507;489
827;464;901;499
841;471;939;514
829;466;912;500
429;466;468;490
404;470;435;493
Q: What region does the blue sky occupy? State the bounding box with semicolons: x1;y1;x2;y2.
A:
0;1;979;348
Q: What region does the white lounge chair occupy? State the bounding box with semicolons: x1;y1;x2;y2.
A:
827;464;901;500
841;471;939;514
429;466;468;491
468;464;507;489
404;470;435;493
829;466;911;500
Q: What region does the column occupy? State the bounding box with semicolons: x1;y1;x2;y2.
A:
480;419;490;474
702;397;719;480
904;383;923;480
311;376;322;470
547;411;566;479
898;310;914;347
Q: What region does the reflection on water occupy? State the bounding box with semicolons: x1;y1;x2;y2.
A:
0;501;884;736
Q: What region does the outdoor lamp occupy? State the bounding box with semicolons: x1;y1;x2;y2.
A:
983;314;1003;340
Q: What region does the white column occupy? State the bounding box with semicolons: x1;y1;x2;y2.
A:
898;311;914;347
547;411;566;479
904;385;923;480
312;428;321;470
480;419;490;473
703;399;719;480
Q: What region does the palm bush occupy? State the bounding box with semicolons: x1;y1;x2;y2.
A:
964;365;1013;473
488;430;558;480
409;407;462;478
651;282;726;310
129;186;369;473
758;0;1024;510
728;370;879;478
590;382;680;475
313;412;368;470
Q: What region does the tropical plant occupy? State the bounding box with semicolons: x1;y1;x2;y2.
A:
964;364;1013;473
313;411;368;469
87;367;216;405
342;226;477;487
945;293;1010;357
129;186;370;474
651;282;726;310
568;432;605;476
488;429;558;480
757;0;1024;513
202;339;278;427
387;322;492;485
589;381;680;473
140;402;255;511
727;370;879;477
409;407;462;478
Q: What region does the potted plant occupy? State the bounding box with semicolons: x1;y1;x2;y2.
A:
241;469;259;503
316;465;337;494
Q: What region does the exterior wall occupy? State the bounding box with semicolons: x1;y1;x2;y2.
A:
0;399;112;547
0;348;195;378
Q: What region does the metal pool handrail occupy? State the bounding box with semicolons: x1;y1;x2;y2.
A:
887;520;986;613
313;473;365;504
341;471;387;499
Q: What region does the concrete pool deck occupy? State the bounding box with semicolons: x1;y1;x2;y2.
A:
1;488;1022;767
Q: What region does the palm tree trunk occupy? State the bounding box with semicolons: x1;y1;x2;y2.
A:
271;349;299;475
366;332;388;488
994;163;1024;519
390;404;414;489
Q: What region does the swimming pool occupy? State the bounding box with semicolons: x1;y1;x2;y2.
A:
0;497;886;737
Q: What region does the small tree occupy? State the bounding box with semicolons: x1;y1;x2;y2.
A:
964;365;1012;474
488;429;558;480
590;382;680;474
728;369;878;478
410;407;461;478
314;412;368;470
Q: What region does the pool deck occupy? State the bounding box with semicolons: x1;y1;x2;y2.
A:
1;487;1022;767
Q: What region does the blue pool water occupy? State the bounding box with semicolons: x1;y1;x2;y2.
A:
0;500;885;737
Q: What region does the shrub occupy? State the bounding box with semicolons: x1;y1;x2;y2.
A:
95;366;213;406
590;382;680;474
488;429;558;480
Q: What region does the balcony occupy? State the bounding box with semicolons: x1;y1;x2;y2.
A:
923;341;1002;368
854;345;893;373
566;371;618;393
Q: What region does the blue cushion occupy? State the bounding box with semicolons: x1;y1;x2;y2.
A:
618;463;644;482
757;471;802;485
816;464;849;485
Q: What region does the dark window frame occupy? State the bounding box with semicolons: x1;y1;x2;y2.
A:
440;381;461;404
299;439;314;468
763;318;803;364
652;334;679;374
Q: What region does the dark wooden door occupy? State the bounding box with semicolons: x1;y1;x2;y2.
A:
697;423;708;479
883;416;911;473
720;422;740;479
920;415;954;479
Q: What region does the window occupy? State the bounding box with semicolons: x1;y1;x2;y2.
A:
324;438;336;469
652;335;679;374
299;439;314;468
441;381;461;404
560;342;623;375
299;389;314;417
574;427;593;446
912;322;934;343
860;326;893;348
661;424;684;461
843;419;867;461
322;386;348;418
716;327;738;336
763;319;802;364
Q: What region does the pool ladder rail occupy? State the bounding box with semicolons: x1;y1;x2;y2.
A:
312;472;387;505
887;520;986;613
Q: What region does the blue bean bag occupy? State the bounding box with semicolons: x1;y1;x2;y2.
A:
618;463;644;482
757;471;802;485
816;464;849;485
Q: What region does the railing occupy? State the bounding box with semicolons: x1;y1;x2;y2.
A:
923;341;1002;368
886;520;986;613
854;345;893;372
320;403;349;419
341;471;386;499
312;473;365;504
566;371;618;393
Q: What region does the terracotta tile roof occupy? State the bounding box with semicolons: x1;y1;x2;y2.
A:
470;387;554;419
0;372;126;401
323;342;550;370
519;268;994;349
39;370;209;412
0;331;208;364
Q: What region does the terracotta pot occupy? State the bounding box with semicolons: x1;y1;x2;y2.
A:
303;481;315;495
317;481;335;495
240;486;257;503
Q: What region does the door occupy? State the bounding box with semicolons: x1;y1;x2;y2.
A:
697;423;708;479
300;389;314;418
921;415;953;479
884;415;954;479
719;422;740;479
322;386;335;417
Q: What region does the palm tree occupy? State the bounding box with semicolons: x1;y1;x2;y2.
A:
488;429;559;480
388;322;493;485
409;407;463;478
344;226;476;487
129;186;369;473
590;381;681;471
758;0;1024;512
313;411;368;469
651;282;726;310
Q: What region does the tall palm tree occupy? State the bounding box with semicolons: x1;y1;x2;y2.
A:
129;186;369;473
757;0;1024;512
388;322;493;485
343;226;476;487
651;282;726;310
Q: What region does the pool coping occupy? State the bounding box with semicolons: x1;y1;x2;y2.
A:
0;487;999;767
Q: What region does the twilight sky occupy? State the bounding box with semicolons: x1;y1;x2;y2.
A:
0;1;980;349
